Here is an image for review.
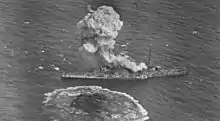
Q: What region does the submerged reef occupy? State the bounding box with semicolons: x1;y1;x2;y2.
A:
77;5;148;72
42;86;149;121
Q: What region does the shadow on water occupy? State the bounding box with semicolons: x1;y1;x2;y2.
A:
0;0;220;121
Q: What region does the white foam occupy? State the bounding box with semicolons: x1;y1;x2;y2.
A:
43;86;149;120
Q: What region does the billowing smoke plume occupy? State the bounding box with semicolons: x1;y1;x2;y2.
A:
77;5;147;72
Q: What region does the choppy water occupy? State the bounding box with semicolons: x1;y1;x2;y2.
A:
0;0;220;121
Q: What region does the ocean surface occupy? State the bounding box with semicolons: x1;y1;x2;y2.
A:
0;0;220;121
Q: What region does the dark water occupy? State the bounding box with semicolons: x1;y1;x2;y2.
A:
0;0;220;121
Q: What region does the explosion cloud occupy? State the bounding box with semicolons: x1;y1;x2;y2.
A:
77;5;148;72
